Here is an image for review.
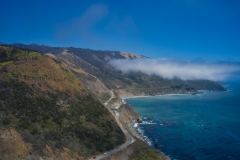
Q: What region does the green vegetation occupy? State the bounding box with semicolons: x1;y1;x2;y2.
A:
10;43;226;95
0;44;226;159
0;79;124;153
130;151;162;160
0;46;125;158
0;61;13;66
0;45;39;62
102;139;166;160
129;140;163;160
185;79;226;91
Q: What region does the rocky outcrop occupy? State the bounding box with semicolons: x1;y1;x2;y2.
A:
120;52;146;59
117;104;142;125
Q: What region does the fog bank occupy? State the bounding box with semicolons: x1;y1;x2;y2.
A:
108;58;240;81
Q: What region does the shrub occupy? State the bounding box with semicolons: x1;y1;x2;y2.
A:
31;128;38;135
2;118;11;125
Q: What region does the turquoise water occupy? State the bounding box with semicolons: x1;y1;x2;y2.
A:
125;81;240;160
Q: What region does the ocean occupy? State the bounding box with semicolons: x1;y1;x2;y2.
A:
125;81;240;160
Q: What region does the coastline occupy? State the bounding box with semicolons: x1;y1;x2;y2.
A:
122;92;197;100
120;96;157;145
120;93;200;141
116;95;171;160
110;90;223;159
117;91;213;159
118;89;229;160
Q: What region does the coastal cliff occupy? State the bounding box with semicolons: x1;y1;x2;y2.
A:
103;104;170;160
118;104;142;126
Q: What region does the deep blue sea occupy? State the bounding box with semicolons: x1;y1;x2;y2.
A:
125;81;240;160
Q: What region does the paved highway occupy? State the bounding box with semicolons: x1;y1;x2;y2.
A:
89;111;135;160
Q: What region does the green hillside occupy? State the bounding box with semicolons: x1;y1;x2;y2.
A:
1;43;227;160
10;43;226;95
0;46;125;159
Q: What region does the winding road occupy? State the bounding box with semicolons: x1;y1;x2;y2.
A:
89;92;135;160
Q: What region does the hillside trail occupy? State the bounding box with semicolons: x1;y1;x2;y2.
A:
104;90;115;105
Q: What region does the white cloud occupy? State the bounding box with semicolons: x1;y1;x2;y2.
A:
108;58;240;81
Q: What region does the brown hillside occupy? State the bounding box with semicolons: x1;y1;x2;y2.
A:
0;46;125;159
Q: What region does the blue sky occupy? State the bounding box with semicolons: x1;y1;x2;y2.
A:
1;0;240;61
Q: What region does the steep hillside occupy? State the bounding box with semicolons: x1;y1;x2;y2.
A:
45;52;111;103
10;43;226;99
0;46;125;159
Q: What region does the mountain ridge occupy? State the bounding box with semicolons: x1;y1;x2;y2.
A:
9;43;226;99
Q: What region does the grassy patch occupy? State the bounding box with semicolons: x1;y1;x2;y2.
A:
0;61;13;66
129;139;164;160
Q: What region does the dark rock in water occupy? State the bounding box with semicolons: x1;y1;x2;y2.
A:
155;142;161;147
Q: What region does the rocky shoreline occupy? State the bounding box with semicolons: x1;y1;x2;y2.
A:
107;87;227;159
115;101;170;160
